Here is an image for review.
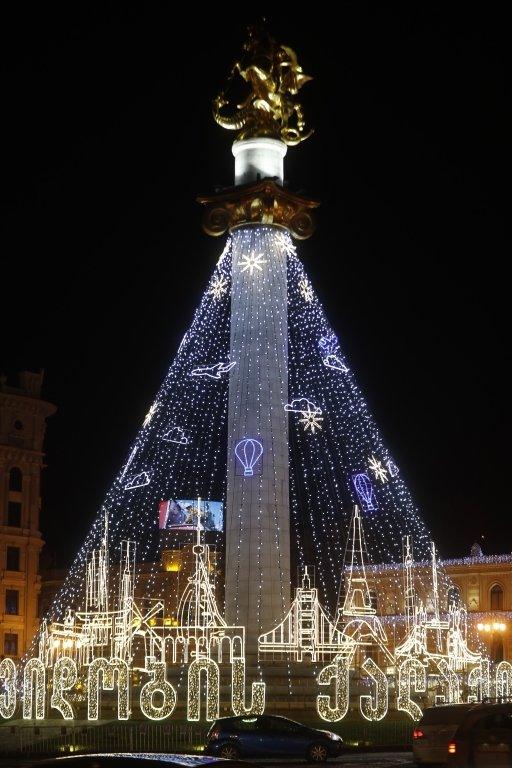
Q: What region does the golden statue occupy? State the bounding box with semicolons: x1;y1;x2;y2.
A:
213;26;313;146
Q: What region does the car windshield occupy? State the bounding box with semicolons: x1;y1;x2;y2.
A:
420;706;475;725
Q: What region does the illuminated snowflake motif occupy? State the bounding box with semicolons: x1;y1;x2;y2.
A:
239;251;267;275
143;403;158;428
299;406;324;434
275;231;297;256
299;278;314;303
368;454;388;483
217;237;232;266
208;274;228;300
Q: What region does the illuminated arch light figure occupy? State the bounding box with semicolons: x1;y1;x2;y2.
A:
0;658;17;719
360;657;388;722
496;661;512;699
124;471;151;491
468;659;491;703
397;657;427;721
139;658;177;720
235;438;263;477
51;656;78;719
23;658;46;720
87;657;130;721
436;658;461;704
352;474;377;512
187;658;220;721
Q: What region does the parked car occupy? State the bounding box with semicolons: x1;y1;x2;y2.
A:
447;702;512;767
413;703;477;765
31;755;249;768
205;714;343;762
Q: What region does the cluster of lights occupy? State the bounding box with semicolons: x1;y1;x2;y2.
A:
87;658;130;721
139;658;177;720
0;659;17;719
187;658;219;721
477;622;507;632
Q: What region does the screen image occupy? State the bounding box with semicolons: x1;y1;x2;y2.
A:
158;499;223;532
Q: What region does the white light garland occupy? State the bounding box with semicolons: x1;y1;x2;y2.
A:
317;653;353;722
23;658;46;720
397;658;427;721
231;658;265;715
87;658;130;721
496;661;512;699
187;658;219;722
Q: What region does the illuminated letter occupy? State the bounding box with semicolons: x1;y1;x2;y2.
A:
23;658;46;720
317;654;351;722
87;658;130;720
187;658;219;722
140;658;177;720
231;658;265;716
360;657;388;721
397;658;426;721
0;658;17;719
437;658;460;704
51;657;78;720
496;661;512;699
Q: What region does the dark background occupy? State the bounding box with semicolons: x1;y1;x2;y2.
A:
1;5;509;563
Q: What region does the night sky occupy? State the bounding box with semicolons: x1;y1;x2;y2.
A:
2;6;509;564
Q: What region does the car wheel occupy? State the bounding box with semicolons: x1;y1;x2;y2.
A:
307;743;329;762
219;743;240;760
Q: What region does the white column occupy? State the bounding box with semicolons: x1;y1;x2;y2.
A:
232;138;287;186
225;225;291;652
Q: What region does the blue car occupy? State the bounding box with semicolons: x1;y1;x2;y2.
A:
205;714;343;762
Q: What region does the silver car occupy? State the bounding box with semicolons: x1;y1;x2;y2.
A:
413;703;477;765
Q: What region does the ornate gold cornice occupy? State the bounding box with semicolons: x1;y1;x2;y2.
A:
197;180;319;240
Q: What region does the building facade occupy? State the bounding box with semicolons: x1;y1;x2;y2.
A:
0;370;56;658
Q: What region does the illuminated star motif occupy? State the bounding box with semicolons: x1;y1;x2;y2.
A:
275;231;297;256
143;403;158;427
299;278;314;302
239;251;266;275
368;455;388;483
299;406;324;434
208;274;228;300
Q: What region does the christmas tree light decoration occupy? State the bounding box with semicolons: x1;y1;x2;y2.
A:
397;657;427;721
23;658;46;720
143;403;159;427
235;438;263;477
187;658;220;721
190;360;236;379
259;568;355;662
239;251;266;275
496;661;512;699
318;334;349;372
231;658;266;716
217;236;232;266
0;658;17;719
352;474;377;512
299;405;324;433
50;657;78;719
87;658;130;721
161;426;189;444
139;658;177;720
386;459;399;478
120;445;138;479
208;274;229;300
298;277;313;302
124;471;151;490
368;455;389;483
360;657;388;721
317;652;354;722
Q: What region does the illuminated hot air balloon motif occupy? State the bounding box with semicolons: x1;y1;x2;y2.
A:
352;472;377;511
235;438;264;477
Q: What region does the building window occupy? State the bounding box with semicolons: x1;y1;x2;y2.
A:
7;501;22;527
14;420;23;431
5;589;19;615
4;633;18;656
448;586;461;607
9;467;23;491
491;636;504;663
6;547;20;571
491;584;504;610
